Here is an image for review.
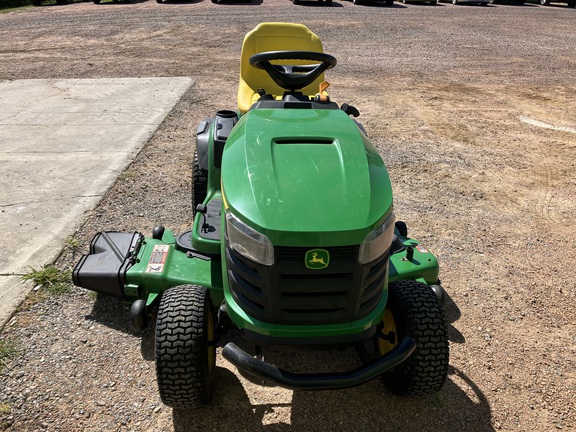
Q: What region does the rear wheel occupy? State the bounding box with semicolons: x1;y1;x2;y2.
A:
378;280;449;396
567;0;575;7
92;0;101;3
155;285;216;408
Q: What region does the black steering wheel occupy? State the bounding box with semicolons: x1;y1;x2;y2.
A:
249;51;337;92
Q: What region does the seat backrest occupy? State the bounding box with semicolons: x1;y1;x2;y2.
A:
237;23;325;113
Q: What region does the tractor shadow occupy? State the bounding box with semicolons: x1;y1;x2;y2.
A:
172;321;492;432
84;293;134;333
172;359;494;431
83;292;159;357
444;289;466;344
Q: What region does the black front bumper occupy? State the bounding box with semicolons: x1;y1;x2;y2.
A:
221;337;416;391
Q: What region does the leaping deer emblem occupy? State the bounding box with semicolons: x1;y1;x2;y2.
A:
309;252;326;266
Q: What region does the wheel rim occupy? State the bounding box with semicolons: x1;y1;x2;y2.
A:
377;308;398;355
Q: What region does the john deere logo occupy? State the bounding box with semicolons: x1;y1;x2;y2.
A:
305;249;330;270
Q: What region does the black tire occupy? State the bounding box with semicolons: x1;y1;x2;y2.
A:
155;285;216;408
192;150;208;217
92;0;101;3
379;280;449;396
567;0;575;7
32;0;42;5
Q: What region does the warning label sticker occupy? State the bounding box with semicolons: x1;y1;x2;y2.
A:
146;244;169;273
416;245;429;254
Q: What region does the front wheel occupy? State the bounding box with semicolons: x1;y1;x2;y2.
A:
378;280;449;396
155;285;216;408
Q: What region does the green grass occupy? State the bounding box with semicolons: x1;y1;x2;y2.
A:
0;340;17;373
0;401;12;430
66;237;81;254
118;171;136;181
0;402;10;416
21;265;72;296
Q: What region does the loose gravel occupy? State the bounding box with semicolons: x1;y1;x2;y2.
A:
1;2;575;431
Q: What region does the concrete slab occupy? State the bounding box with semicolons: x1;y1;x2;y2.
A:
0;77;193;327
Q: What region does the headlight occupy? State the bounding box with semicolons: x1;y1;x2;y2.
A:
358;213;396;264
225;212;274;266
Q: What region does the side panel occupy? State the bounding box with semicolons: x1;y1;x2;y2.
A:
196;110;239;199
195;118;213;171
125;230;224;305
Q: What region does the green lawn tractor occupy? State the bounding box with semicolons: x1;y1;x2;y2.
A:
73;22;449;408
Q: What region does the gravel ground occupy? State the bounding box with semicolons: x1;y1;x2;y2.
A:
1;1;575;431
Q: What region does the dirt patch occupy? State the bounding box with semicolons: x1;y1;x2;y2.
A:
1;2;575;431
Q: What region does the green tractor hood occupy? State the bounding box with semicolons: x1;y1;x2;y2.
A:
221;108;393;246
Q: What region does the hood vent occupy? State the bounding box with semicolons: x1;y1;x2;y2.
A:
273;138;334;145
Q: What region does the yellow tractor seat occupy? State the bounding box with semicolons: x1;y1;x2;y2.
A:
237;23;326;114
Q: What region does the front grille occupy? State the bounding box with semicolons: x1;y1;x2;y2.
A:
226;244;388;325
